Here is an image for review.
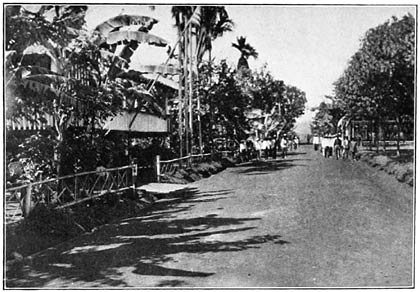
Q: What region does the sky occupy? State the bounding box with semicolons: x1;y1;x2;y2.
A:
84;4;415;135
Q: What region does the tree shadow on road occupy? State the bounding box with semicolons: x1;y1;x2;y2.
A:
283;151;306;156
121;188;231;223
6;188;289;288
235;159;306;175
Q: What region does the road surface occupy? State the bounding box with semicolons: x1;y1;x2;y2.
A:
6;145;413;288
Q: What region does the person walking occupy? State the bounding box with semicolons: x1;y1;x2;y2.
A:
246;140;254;160
294;136;300;150
239;140;247;162
288;138;294;152
271;137;277;159
342;136;350;159
254;139;262;160
333;135;342;160
313;135;320;151
350;138;358;160
280;135;288;158
262;138;270;160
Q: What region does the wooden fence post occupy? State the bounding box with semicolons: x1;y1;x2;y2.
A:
155;155;161;182
74;176;78;201
24;184;32;217
132;164;138;194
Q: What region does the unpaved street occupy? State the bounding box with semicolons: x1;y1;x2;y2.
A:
6;145;413;288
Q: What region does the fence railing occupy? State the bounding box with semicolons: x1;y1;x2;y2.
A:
5;164;137;224
5;184;30;224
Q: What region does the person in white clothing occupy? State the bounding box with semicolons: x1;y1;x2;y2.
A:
239;140;247;162
261;139;270;159
342;136;350;159
313;135;321;151
254;139;262;160
280;135;288;158
294;136;300;150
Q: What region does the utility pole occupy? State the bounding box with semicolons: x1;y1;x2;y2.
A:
183;15;189;155
197;79;203;153
188;23;194;154
177;20;184;158
195;26;203;154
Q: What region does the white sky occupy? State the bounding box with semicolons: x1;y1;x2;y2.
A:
85;4;415;134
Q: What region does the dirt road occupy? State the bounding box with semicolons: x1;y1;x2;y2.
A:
6;145;413;288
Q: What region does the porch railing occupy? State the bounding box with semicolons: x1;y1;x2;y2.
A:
5;164;137;224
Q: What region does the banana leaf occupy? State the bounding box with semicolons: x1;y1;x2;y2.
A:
22;44;56;62
99;49;129;65
24;74;69;84
141;74;179;90
94;15;158;35
105;31;167;47
20;66;60;76
5;50;16;61
127;86;164;116
117;70;179;90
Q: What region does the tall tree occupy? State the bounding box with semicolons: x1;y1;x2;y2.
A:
195;6;234;64
194;6;233;153
232;36;258;71
279;85;307;134
334;14;414;155
196;60;249;146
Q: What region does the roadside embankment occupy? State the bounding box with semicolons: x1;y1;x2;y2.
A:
358;149;413;186
160;157;237;184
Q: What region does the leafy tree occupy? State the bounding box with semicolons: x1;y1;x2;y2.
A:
245;67;306;138
5;5;96;177
280;85;307;134
196;60;249;147
311;97;344;136
6;6;168;177
334;14;414;154
171;6;234;154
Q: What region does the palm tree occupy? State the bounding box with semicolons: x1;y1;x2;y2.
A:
172;6;234;155
232;36;258;71
196;6;234;64
194;7;233;154
171;6;196;156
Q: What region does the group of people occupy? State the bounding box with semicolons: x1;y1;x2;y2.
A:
238;135;300;162
317;135;358;160
334;135;358;160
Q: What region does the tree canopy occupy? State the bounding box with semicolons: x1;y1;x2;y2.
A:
312;14;414;143
333;14;414;122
